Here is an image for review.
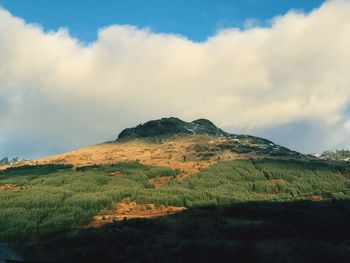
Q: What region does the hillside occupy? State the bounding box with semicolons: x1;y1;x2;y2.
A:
23;118;303;177
1;159;350;262
116;117;301;160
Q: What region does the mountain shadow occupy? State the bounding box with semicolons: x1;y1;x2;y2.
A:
17;198;350;263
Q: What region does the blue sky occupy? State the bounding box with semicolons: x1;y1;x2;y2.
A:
0;0;325;43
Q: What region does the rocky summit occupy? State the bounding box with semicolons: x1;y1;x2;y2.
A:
117;117;228;140
115;117;303;159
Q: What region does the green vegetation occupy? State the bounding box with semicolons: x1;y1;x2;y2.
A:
136;159;350;207
0;162;176;241
0;164;73;178
1;159;350;242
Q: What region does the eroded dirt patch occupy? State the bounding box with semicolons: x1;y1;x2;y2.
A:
309;195;324;201
89;201;186;228
0;184;29;191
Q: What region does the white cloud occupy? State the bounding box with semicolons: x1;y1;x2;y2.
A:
1;0;350;158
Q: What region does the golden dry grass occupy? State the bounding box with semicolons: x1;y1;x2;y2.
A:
16;135;253;178
1;135;263;183
0;184;29;191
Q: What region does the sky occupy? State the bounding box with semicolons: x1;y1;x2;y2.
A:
0;0;325;43
1;0;350;159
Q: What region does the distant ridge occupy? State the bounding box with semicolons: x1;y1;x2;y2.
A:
319;149;350;162
117;117;228;140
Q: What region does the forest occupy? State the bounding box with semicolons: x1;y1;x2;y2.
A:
1;158;350;244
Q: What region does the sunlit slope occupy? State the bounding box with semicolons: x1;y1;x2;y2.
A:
27;135;302;177
4;118;305;181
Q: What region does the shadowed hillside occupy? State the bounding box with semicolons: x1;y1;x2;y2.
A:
16;198;350;263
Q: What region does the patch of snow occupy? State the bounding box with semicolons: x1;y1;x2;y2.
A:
310;153;321;158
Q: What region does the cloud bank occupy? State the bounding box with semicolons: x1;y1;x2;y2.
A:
1;0;350;158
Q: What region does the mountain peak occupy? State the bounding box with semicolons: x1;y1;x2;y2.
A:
117;117;227;140
191;118;217;128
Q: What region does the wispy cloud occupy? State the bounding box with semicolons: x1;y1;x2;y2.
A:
0;0;350;157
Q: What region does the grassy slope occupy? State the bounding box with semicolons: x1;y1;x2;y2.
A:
0;159;350;242
0;162;177;241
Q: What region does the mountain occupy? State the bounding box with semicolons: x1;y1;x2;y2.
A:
2;118;350;263
23;117;304;172
117;117;227;139
319;149;350;161
117;117;302;158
